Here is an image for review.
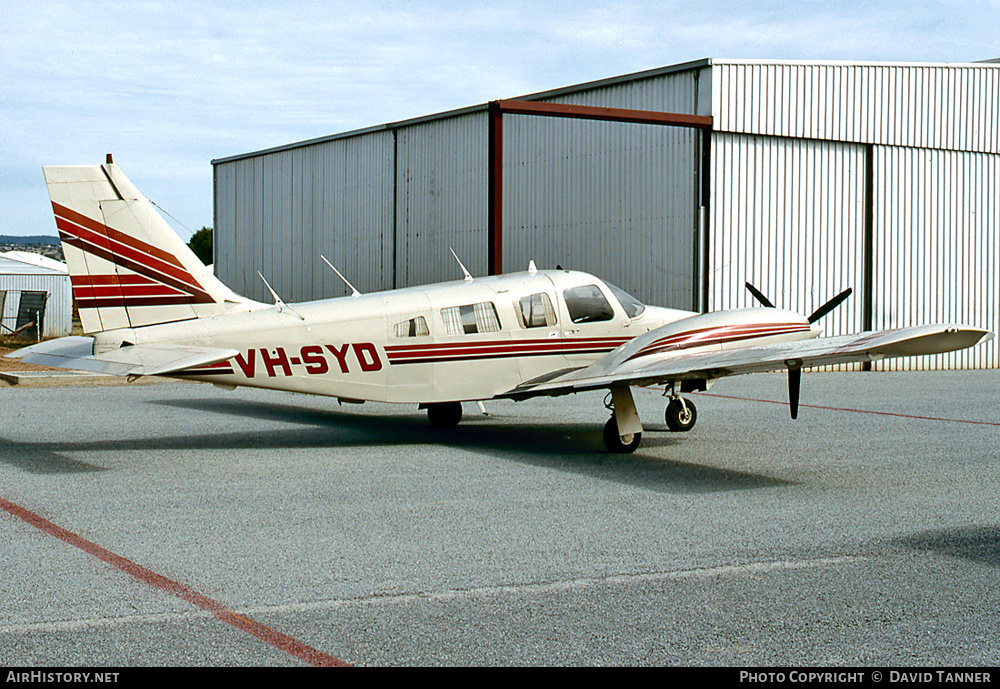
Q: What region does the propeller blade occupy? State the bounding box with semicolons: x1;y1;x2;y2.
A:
807;288;853;324
745;282;775;308
788;366;801;420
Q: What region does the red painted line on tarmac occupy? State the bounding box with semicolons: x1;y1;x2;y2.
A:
0;497;350;667
700;393;1000;427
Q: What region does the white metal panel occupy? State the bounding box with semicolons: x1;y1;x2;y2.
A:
709;133;867;370
712;61;1000;154
872;146;999;370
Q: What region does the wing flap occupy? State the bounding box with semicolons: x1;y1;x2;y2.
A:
6;337;240;377
505;325;994;398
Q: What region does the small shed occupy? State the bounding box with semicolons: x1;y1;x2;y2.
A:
0;254;73;339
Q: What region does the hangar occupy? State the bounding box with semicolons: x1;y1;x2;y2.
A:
211;58;999;370
0;253;72;339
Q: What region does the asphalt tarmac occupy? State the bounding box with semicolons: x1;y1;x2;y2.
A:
1;370;998;667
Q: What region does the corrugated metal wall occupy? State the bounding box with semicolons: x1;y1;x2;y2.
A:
214;132;395;302
395;112;489;287
214;65;710;310
712;61;1000;154
709;61;1000;369
500;66;707;309
873;146;999;369
0;264;73;337
213;59;998;368
709;133;867;363
502;116;698;309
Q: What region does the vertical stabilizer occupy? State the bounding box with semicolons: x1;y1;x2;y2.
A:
43;163;259;333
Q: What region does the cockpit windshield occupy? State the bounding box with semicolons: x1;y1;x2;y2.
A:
602;281;646;318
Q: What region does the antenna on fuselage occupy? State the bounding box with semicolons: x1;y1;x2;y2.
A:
321;255;361;297
449;247;474;282
257;271;305;320
528;260;537;275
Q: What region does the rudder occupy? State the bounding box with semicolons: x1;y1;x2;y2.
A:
44;161;257;333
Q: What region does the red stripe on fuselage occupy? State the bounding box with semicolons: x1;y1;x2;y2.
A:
384;337;629;364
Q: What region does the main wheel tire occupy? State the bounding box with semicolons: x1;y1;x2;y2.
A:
665;397;697;432
603;416;641;453
427;401;463;429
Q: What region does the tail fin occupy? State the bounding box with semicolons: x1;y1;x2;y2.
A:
43;161;259;333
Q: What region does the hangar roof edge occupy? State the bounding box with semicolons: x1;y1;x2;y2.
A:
210;59;714;166
211;57;999;166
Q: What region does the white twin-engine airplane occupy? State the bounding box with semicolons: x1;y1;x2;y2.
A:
10;162;994;452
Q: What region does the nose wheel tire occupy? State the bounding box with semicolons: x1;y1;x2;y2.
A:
427;402;463;429
665;397;697;432
603;416;641;453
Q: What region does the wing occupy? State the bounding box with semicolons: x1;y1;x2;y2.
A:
504;324;994;399
5;336;240;377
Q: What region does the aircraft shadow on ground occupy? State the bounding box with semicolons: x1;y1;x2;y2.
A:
149;396;791;495
895;526;1000;567
0;396;790;494
0;437;108;475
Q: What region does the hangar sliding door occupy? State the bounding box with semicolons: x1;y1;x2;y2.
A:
500;115;702;311
873;147;999;370
710;133;868;347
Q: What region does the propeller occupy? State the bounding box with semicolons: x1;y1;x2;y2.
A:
745;282;852;322
745;282;775;309
787;364;802;419
806;288;853;324
744;282;854;419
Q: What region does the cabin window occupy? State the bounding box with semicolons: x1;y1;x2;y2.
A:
563;285;615;323
517;292;558;328
441;302;501;335
393;316;430;338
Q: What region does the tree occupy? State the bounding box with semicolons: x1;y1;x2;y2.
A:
188;226;213;266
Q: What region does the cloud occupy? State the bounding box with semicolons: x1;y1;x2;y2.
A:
2;0;998;237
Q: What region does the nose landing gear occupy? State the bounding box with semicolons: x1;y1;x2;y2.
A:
664;383;697;432
665;396;697;432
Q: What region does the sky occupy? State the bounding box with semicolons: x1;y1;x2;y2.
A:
2;0;998;240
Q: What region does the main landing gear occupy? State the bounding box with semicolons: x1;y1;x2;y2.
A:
603;416;641;453
603;387;643;454
425;401;463;429
603;385;699;453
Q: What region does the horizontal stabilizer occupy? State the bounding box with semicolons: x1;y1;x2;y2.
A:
6;337;240;377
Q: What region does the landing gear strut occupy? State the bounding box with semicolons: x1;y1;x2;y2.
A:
603;416;641;453
426;401;463;429
602;386;643;453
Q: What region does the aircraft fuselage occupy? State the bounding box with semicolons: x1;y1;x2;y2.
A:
91;270;695;403
88;269;822;405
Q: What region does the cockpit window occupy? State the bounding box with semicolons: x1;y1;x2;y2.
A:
603;281;646;318
563;285;615;323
